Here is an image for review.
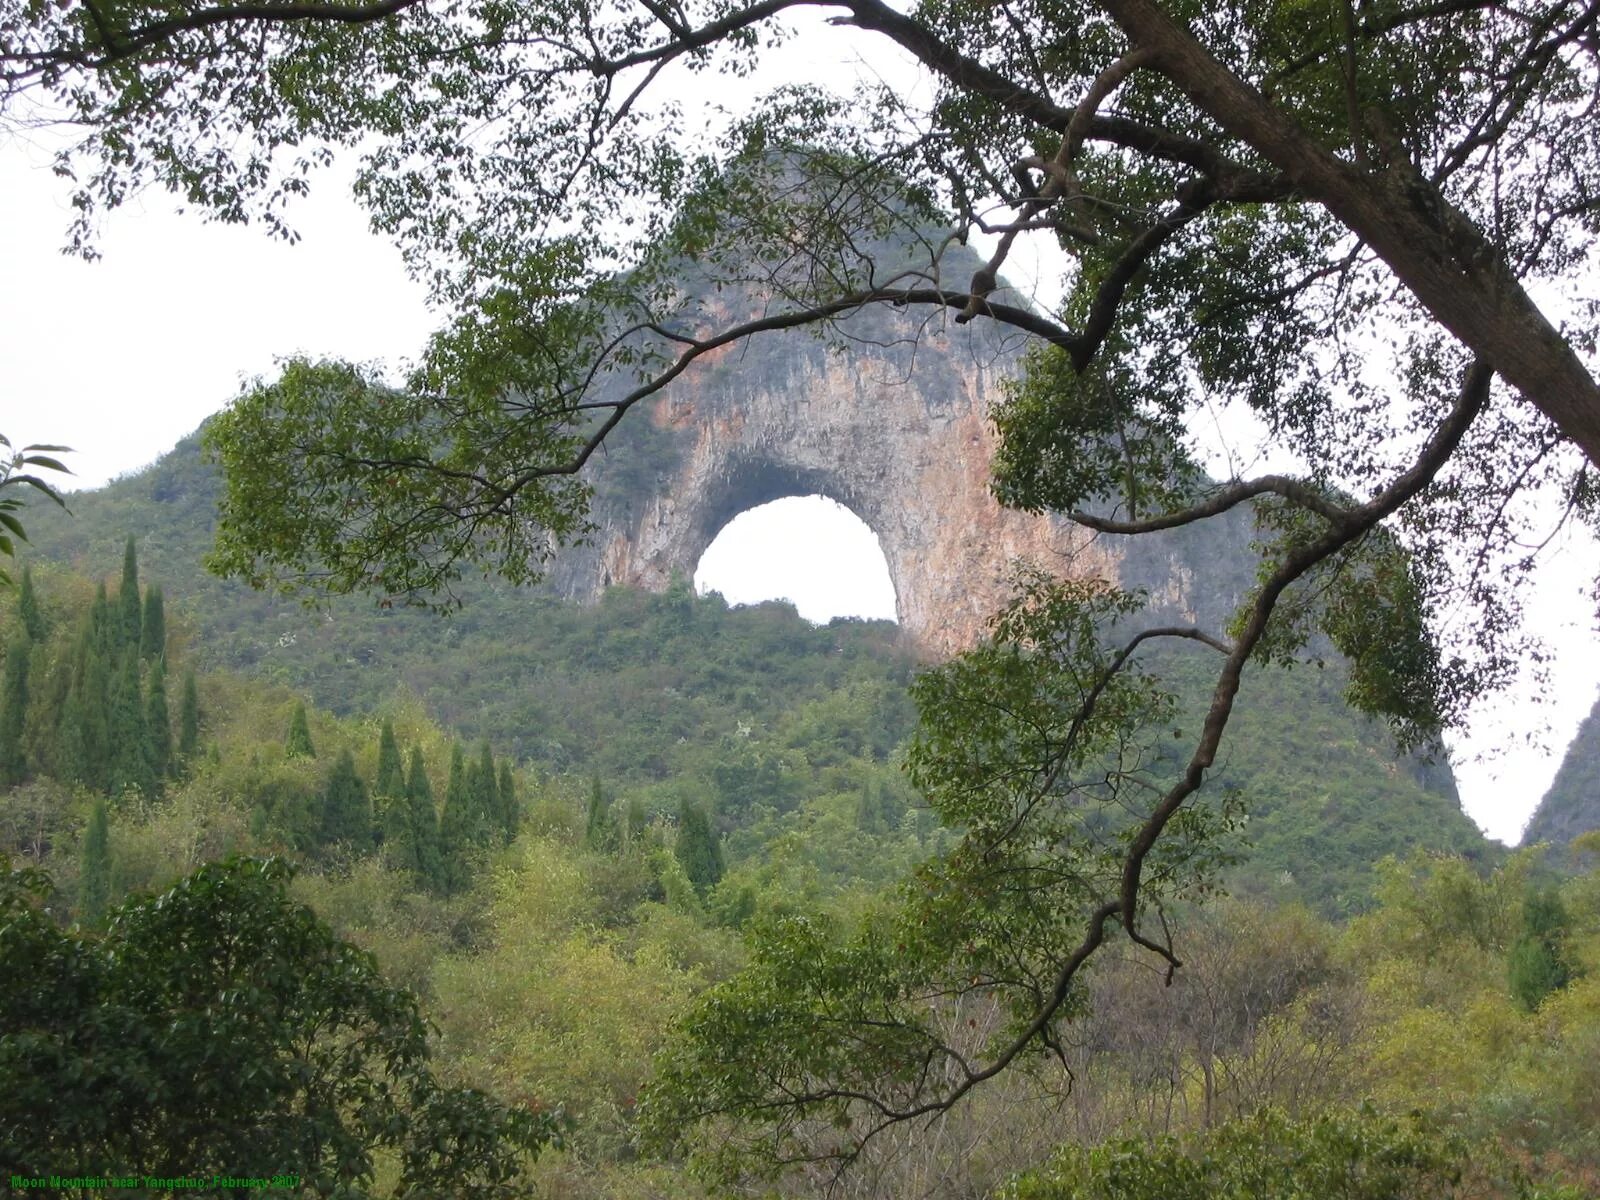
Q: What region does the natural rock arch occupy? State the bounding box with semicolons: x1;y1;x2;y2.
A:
693;494;897;620
543;302;1247;657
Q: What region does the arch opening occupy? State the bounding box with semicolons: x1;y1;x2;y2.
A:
694;495;898;624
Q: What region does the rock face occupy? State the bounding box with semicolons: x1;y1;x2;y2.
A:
544;296;1251;657
1524;689;1600;850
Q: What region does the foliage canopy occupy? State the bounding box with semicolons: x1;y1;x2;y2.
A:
8;0;1600;1176
0;855;554;1194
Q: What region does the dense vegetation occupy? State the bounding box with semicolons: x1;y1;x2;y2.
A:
22;438;1492;912
8;0;1600;1186
1;533;1594;1197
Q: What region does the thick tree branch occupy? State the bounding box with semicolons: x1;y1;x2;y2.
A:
30;0;425;71
1100;0;1600;467
1070;474;1354;533
1115;360;1491;931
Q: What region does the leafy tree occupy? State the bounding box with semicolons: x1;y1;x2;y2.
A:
1508;888;1579;1011
177;668;199;761
1003;1107;1563;1200
320;748;372;849
116;535;141;654
140;582;166;661
0;437;70;590
0;855;554;1193
674;801;724;894
285;700;316;759
646;577;1239;1172
145;656;172;782
0;633;28;786
78;798;110;924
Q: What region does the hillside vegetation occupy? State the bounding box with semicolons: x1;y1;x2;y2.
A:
0;535;1594;1197
22;432;1494;911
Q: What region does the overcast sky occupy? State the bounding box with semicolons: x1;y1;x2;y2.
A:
3;29;1596;846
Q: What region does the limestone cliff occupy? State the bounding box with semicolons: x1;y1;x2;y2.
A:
1524;689;1600;850
544;283;1254;656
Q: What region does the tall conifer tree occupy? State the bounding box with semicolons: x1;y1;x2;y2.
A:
496;759;518;844
585;776;617;853
117;537;141;653
89;582;110;657
674;801;724;894
107;654;154;797
374;720;404;799
398;746;443;889
145;658;172;782
0;632;29;785
372;719;405;846
285;701;316;759
437;744;471;888
140;585;165;661
178;669;199;761
64;631;111;791
17;565;44;641
80;797;111;924
471;741;496;838
29;646;74;781
319;749;370;849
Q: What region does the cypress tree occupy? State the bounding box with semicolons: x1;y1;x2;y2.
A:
585;776;617;853
1509;889;1578;1011
471;740;496;839
437;744;470;890
397;746;443;888
374;720;404;799
178;670;199;761
27;648;72;781
117;537;142;654
319;749;371;849
285;701;316;759
497;759;518;844
89;582;111;657
107;654;154;798
145;658;172;782
17;565;45;641
80;797;111;924
0;633;30;785
63;633;111;791
371;720;405;848
624;795;649;848
140;585;166;661
674;801;724;893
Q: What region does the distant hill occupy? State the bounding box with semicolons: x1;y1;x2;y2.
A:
1523;689;1600;851
21;424;1495;912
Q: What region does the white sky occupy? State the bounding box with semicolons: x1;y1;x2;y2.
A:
3;21;1597;847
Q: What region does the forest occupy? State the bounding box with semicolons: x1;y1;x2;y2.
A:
0;533;1596;1197
7;0;1600;1194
